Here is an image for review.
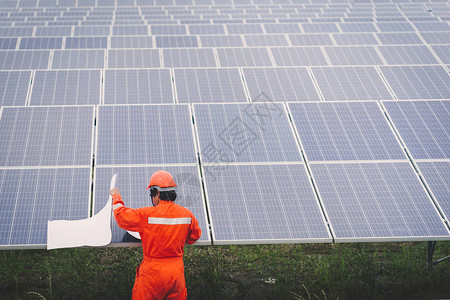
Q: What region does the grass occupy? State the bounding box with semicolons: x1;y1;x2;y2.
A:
0;242;449;300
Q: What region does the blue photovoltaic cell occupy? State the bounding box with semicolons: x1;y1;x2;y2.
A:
30;70;101;105
302;23;339;33
96;105;197;165
0;27;33;37
264;23;301;33
65;37;108;49
110;36;153;48
156;36;198;48
421;32;450;44
108;49;160;68
51;50;105;69
0;71;31;106
378;46;439;65
271;47;328;66
383;100;450;160
93;166;209;244
0;38;17;49
431;45;450;64
288;102;406;161
338;22;377;32
217;48;272;67
0;167;91;248
0;106;94;166
163;48;216;67
174;68;247;103
311;67;393;101
289;34;334;46
199;35;243;47
311;162;450;241
417;161;450;222
377;32;423;45
194;103;301;163
203;163;331;243
243;67;320;102
226;24;263;34
113;25;148;35
333;33;379;45
414;22;450;32
0;50;50;70
244;34;288;47
151;25;186;35
379;66;450;100
19;37;62;49
324;46;383;65
189;24;225;34
104;69;173;104
377;22;415;32
35;26;72;36
74;26;110;36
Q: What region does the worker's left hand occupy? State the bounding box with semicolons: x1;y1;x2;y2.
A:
110;187;120;196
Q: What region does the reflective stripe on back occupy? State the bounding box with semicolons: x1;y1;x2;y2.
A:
148;217;192;225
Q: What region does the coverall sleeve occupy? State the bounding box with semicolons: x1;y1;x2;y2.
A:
112;194;142;232
186;214;201;245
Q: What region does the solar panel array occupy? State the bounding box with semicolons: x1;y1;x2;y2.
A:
1;0;449;248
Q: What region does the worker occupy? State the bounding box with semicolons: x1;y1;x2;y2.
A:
110;170;201;300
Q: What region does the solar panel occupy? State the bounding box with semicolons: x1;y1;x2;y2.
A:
226;24;263;34
217;47;272;67
264;23;302;33
74;26;110;36
0;167;91;249
19;37;62;49
156;35;198;48
0;50;50;70
310;162;450;241
417;161;450;222
96;104;197;165
420;32;450;44
151;25;186;35
203;163;331;244
338;22;378;32
35;26;72;36
189;24;225;34
110;36;153;48
431;45;450;64
289;33;334;46
311;66;393;101
163;48;216;67
29;70;100;105
51;49;105;69
377;32;423;45
0;38;18;50
324;46;384;65
302;23;339;33
107;49;160;68
194;103;301;163
93;165;210;245
244;34;289;47
112;25;148;35
0;71;31;106
377;22;415;32
173;68;247;103
414;22;450;32
199;35;242;47
243;67;320;102
378;45;439;65
0;106;94;166
288;101;406;161
382;100;450;160
333;33;379;45
65;37;108;49
270;47;328;66
104;69;173;104
379;66;450;100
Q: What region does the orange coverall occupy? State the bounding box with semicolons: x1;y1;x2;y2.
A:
112;194;201;300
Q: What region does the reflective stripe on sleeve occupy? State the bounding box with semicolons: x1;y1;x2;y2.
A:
113;203;124;210
148;217;192;225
